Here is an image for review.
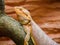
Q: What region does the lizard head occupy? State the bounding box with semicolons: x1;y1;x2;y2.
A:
14;7;31;25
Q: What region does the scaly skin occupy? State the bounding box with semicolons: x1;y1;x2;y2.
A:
14;7;35;45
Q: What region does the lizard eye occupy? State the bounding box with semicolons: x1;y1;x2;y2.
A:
19;9;22;10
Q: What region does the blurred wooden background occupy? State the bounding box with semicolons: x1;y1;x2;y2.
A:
0;0;60;45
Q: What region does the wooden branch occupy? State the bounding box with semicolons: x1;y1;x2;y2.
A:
0;14;25;45
0;14;34;45
31;20;59;45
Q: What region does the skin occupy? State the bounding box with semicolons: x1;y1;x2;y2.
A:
14;7;33;45
14;7;60;45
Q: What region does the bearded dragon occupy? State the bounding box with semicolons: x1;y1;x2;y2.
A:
14;7;35;45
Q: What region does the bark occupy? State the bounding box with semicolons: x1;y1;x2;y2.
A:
0;14;25;45
0;14;34;45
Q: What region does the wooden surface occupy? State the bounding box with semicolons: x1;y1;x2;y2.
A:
0;0;60;45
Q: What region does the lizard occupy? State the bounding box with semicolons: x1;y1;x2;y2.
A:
14;7;35;45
